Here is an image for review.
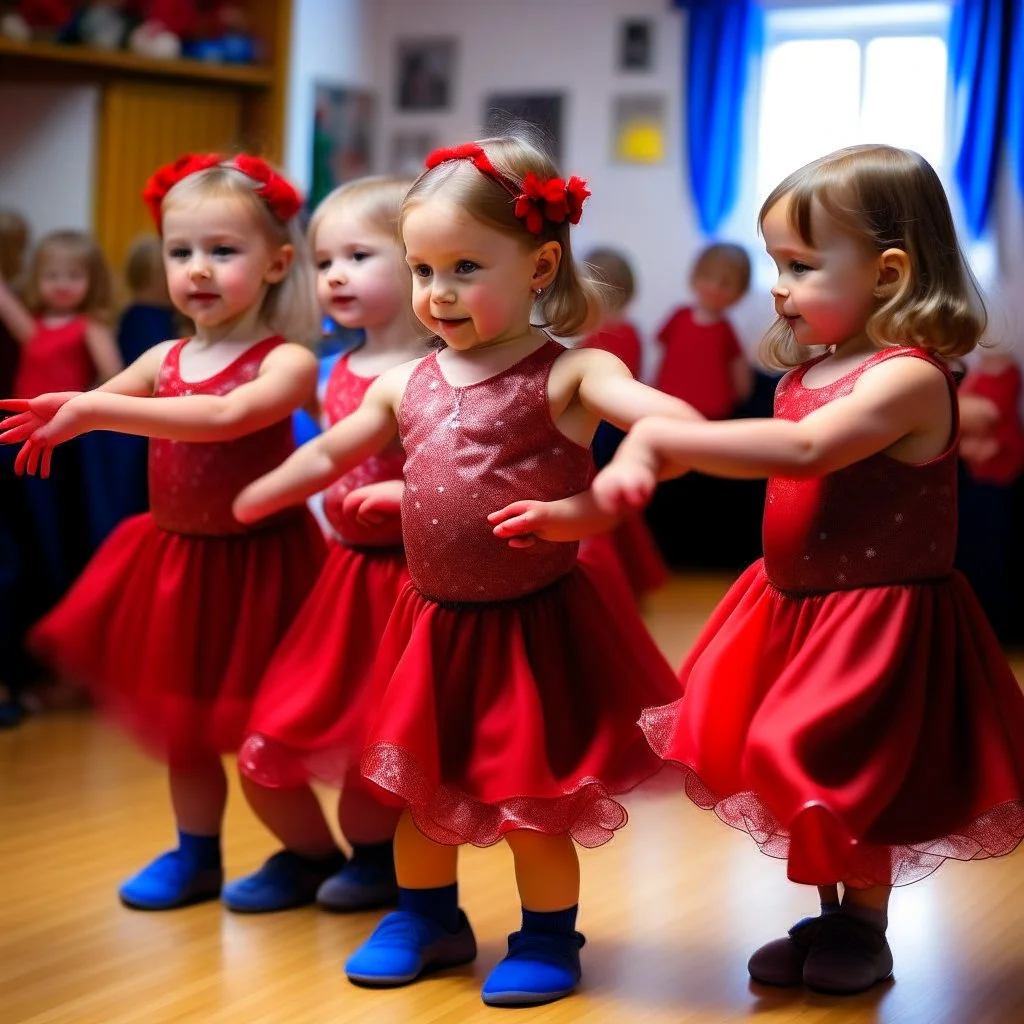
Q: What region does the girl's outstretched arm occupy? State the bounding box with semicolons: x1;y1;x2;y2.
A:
0;277;36;344
84;321;124;383
234;375;401;524
594;355;952;514
489;489;616;547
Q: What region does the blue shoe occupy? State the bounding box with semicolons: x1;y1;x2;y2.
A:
481;928;586;1007
118;850;223;911
345;909;477;986
316;854;399;912
223;849;347;913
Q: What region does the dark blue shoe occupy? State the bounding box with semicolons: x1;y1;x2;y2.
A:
118;850;223;911
481;928;586;1006
345;909;477;986
222;849;347;913
316;854;398;912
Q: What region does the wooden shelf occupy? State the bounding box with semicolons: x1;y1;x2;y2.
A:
0;36;274;88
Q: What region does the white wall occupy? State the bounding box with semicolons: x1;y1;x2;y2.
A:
368;0;771;376
285;0;372;190
0;84;99;240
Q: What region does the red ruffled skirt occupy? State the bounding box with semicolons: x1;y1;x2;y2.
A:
31;511;325;759
359;565;682;848
606;515;669;597
641;562;1024;887
239;542;410;788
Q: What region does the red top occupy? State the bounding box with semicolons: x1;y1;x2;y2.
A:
320;352;406;547
148;336;299;536
654;306;742;418
14;316;96;399
579;320;642;377
959;362;1024;485
398;340;593;603
763;347;958;594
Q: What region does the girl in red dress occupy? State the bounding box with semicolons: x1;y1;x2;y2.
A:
224;176;430;914
234;136;699;1007
0;154;326;911
544;145;1024;995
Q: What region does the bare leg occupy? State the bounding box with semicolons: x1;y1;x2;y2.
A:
339;768;402;846
394;809;458;888
504;830;579;911
169;748;227;835
240;776;337;857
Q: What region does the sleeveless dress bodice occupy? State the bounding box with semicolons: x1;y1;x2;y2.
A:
148;337;298;536
398;340;593;603
320;352;406;547
763;347;957;594
15;316;95;398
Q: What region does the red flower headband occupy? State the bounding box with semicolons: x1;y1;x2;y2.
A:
424;143;590;235
142;153;303;229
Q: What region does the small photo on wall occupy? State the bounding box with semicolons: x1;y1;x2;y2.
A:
310;83;375;208
612;94;667;164
484;93;564;165
620;19;654;72
396;38;457;111
390;131;439;175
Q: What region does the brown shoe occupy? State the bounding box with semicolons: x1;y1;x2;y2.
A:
802;912;893;994
748;915;827;986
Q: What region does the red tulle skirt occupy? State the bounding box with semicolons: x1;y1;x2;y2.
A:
359;566;682;848
31;511;325;759
640;561;1024;887
239;542;410;788
606;515;669;597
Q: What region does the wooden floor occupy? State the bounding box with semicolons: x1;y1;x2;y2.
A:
3;574;1024;1024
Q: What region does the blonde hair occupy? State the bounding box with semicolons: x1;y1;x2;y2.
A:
583;248;635;311
0;208;29;282
161;162;321;344
124;234;165;295
692;242;751;295
401;135;602;337
308;175;414;247
23;230;114;324
758;144;985;370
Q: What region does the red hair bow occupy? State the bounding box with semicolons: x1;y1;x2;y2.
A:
142;153;303;228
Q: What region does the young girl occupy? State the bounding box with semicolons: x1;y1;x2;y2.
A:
232;136;698;1007
0;153;327;911
533;144;1024;994
222;175;427;915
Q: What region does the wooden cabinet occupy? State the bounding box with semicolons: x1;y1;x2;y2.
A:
0;0;292;269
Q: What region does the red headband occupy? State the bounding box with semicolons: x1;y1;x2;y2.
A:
424;143;590;235
142;153;303;229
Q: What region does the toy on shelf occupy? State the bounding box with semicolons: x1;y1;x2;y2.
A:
183;1;258;64
1;0;78;43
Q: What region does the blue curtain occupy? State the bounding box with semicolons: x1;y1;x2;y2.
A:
949;0;1015;237
673;0;763;236
1006;1;1024;196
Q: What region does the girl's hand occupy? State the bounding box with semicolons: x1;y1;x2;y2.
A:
342;480;404;526
0;392;82;444
489;491;619;548
592;459;658;515
10;399;88;478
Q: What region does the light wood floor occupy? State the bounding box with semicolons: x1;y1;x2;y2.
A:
3;574;1024;1024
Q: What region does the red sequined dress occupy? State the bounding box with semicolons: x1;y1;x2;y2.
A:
30;337;326;758
358;339;681;848
239;351;410;787
640;347;1024;886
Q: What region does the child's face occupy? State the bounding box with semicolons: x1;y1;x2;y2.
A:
162;197;290;333
313;210;409;331
37;253;89;315
762;194;880;350
402;197;545;350
691;260;745;316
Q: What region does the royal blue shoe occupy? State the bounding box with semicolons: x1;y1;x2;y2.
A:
316;855;399;912
345;909;477;986
222;849;347;913
481;928;586;1007
118;850;223;911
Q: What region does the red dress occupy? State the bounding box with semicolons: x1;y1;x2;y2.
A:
959;361;1024;485
30;337;326;758
358;340;682;848
239;352;410;787
15;316;96;398
641;347;1024;886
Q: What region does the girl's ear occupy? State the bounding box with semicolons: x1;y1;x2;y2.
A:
875;248;910;299
264;243;295;284
531;241;562;291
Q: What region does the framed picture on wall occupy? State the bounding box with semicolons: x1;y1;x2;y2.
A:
483;93;564;164
620;19;654;72
396;38;457;111
310;83;375;208
612;94;667;164
389;131;439;175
